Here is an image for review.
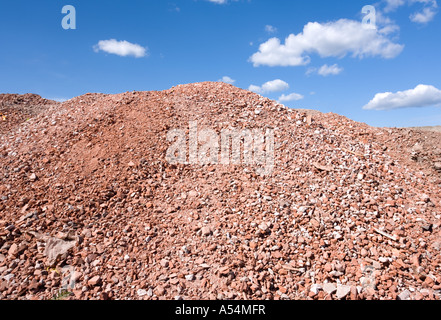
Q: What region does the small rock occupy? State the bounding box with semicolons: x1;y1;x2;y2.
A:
4;274;14;282
160;259;169;268
137;289;148;297
28;279;42;291
336;285;351;299
188;190;198;197
8;243;18;257
323;283;337;294
398;290;411;300
29;173;37;181
258;223;269;233
218;266;229;276
310;284;322;295
310;219;320;229
434;162;441;172
201;227;212;236
88;276;102;286
361;248;368;257
71;271;82;283
185;274;195;281
44;237;77;267
324;263;333;272
155;286;165;296
335;263;346;273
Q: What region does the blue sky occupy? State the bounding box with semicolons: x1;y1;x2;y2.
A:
1;0;441;127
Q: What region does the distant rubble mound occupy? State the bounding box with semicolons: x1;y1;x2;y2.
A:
0;93;60;134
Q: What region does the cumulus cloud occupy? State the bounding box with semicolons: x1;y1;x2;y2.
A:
410;6;438;23
218;76;236;84
363;84;441;110
93;39;148;58
250;19;404;67
306;64;343;76
384;0;406;12
248;79;289;94
207;0;228;3
278;93;304;102
265;25;277;34
318;64;343;76
383;0;438;24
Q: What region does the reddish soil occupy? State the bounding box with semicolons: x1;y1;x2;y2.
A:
0;82;440;300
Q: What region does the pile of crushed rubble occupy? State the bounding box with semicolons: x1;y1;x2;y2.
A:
0;82;440;300
0;94;59;135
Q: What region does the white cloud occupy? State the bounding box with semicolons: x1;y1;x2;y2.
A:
384;0;406;12
207;0;228;3
47;97;70;102
248;85;262;93
265;25;277;34
410;6;438;23
94;39;148;58
250;19;404;67
383;0;438;23
278;93;304;102
248;79;289;94
363;84;441;110
318;64;343;76
218;76;236;84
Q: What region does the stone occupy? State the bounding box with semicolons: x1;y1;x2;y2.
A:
185;274;195;281
44;237;77;267
160;259;169;268
310;284;322;295
88;276;102;286
361;248;368;257
398;290;411;300
137;289;147;297
324;263;333;272
258;223;269;232
8;243;18;257
336;285;351;299
155;286;165;296
201;227;212;236
323;283;337;295
28;279;42;291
